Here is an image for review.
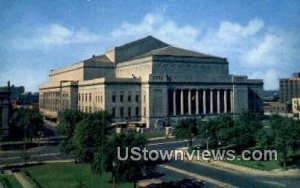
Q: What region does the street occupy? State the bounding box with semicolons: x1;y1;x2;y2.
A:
1;137;300;187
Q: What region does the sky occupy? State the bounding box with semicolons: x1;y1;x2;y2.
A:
0;0;299;91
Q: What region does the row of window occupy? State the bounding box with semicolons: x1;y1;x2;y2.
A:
112;106;140;117
78;106;103;113
78;93;103;103
112;94;140;103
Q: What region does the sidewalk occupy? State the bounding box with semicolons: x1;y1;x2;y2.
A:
13;172;33;188
189;157;300;177
147;136;175;141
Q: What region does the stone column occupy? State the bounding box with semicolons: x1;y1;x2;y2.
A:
173;90;177;116
224;90;227;113
180;89;184;115
188;89;192;115
230;89;234;113
210;89;214;114
203;90;206;114
195;90;199;114
217;90;221;113
2;99;9;130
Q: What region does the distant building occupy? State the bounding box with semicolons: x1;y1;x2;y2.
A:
17;92;39;105
264;101;290;114
280;73;300;104
10;85;25;101
292;98;300;119
0;82;11;138
39;36;264;128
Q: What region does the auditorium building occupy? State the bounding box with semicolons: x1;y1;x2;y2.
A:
39;36;263;128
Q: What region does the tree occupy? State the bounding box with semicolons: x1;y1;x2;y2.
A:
11;108;43;142
72;111;112;162
174;118;198;148
269;115;300;169
255;127;273;150
92;133;154;188
230;112;262;149
197;116;234;149
57;109;84;153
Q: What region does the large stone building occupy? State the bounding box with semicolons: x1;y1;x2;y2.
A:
280;73;300;104
39;36;263;128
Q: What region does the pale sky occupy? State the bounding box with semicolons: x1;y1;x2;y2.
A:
0;0;299;91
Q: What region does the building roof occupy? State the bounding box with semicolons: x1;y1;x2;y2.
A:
117;35;169;50
83;54;112;64
131;45;223;60
60;36;224;68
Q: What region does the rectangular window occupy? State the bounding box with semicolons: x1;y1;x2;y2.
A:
144;107;146;116
135;107;139;116
128;95;131;102
85;93;88;102
89;93;92;102
112;95;116;102
101;96;103;103
120;95;124;102
120;107;124;117
135;95;139;102
89;107;92;113
128;107;131;117
112;107;116;117
144;95;146;102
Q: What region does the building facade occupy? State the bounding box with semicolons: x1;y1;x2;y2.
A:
280;73;300;104
39;36;264;128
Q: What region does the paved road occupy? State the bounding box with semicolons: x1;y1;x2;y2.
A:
2;138;300;187
147;139;300;187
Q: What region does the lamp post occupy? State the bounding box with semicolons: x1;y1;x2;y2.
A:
206;129;209;151
112;161;116;188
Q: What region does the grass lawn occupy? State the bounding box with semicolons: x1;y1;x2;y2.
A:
0;174;23;188
144;131;165;139
225;155;280;171
22;162;133;188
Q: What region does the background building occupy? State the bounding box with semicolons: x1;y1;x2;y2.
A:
0;81;11;138
292;98;300;119
39;36;264;128
10;85;25;101
280;73;300;104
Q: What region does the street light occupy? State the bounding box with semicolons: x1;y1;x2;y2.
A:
112;161;116;188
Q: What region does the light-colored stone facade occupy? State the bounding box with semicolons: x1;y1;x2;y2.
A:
39;36;264;128
292;98;300;119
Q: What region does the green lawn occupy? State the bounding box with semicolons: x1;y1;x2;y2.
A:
144;131;165;139
0;174;23;188
22;162;133;188
226;156;280;171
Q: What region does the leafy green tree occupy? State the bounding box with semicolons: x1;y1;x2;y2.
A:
57;109;84;152
230;112;262;149
11;108;43;142
214;115;235;144
174;118;198;148
255;127;273;150
269;115;300;169
72;111;112;162
197;116;234;148
92;133;153;187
